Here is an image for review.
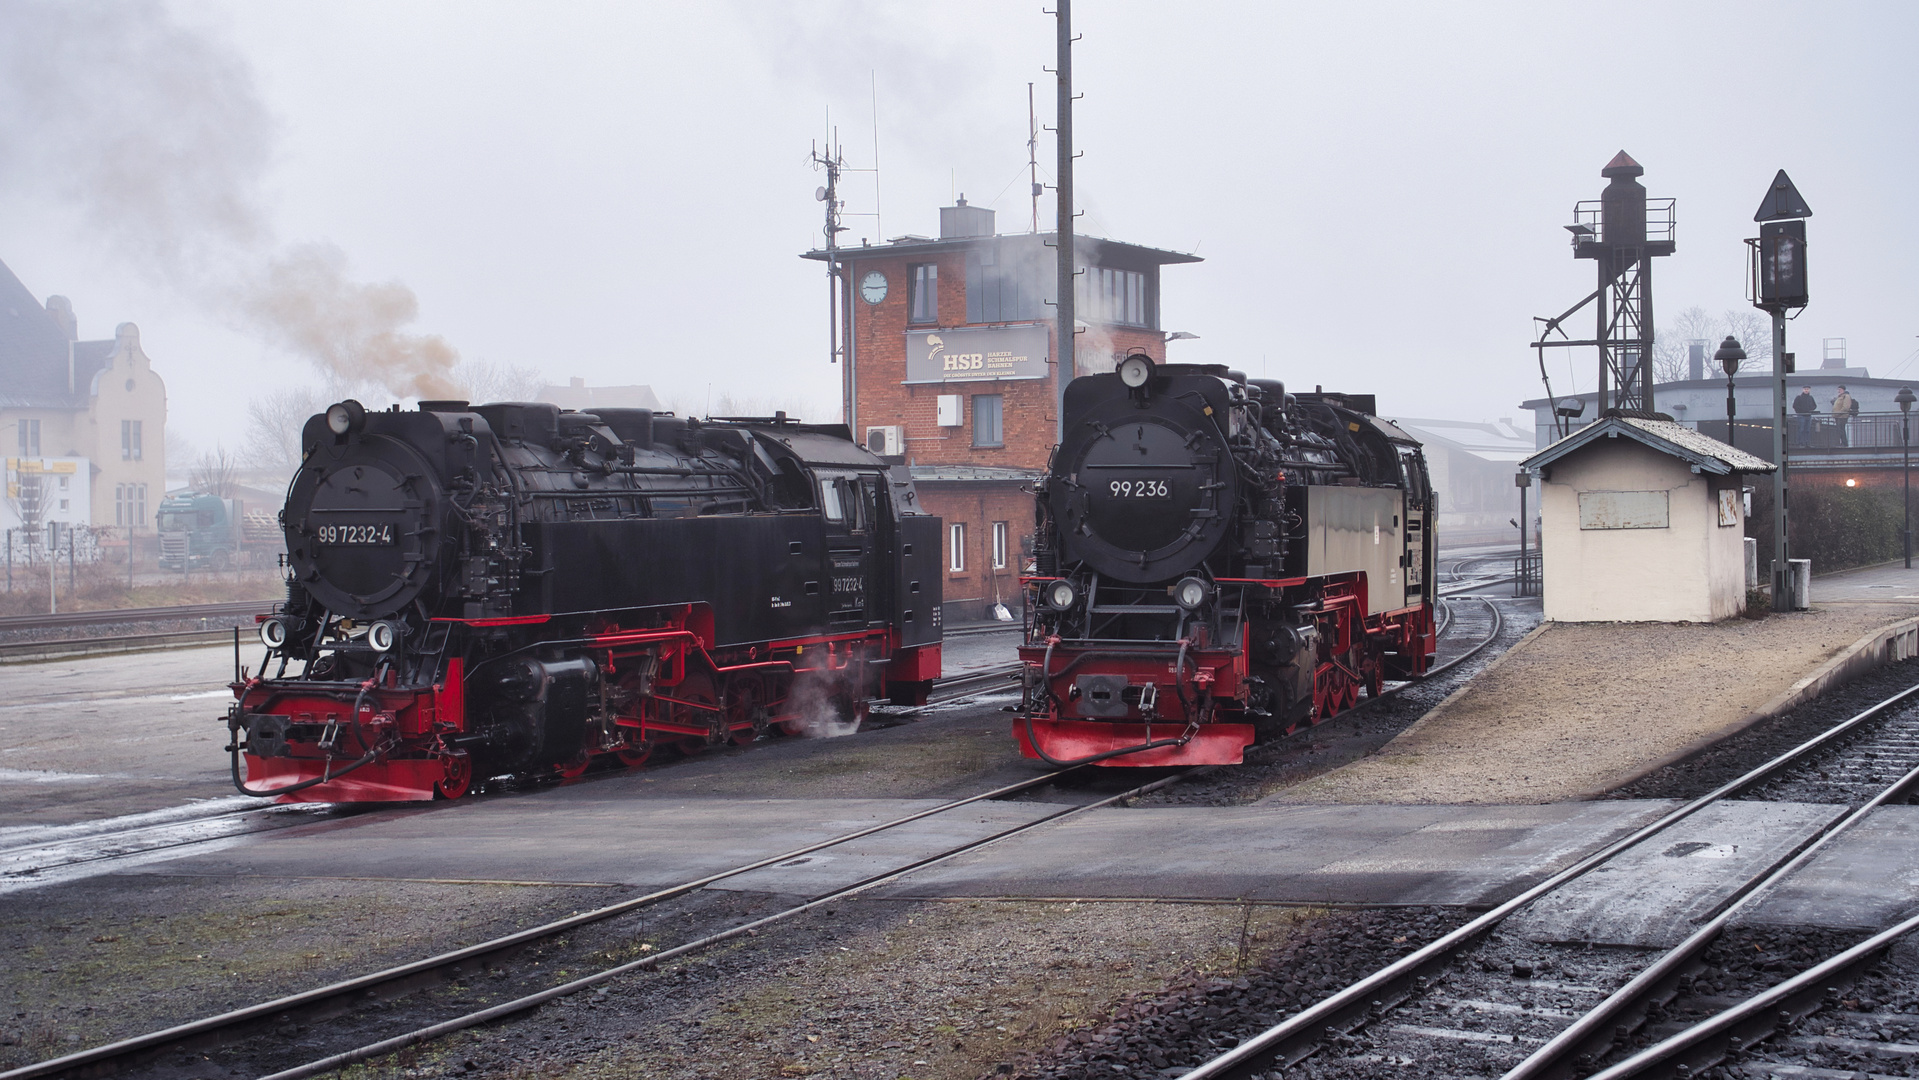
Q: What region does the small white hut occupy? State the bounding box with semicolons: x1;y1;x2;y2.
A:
1521;417;1775;622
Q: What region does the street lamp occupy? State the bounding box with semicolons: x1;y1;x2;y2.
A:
1899;386;1916;568
1715;336;1746;446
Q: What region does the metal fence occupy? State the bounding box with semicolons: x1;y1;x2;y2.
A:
1683;413;1919;455
1514;552;1541;597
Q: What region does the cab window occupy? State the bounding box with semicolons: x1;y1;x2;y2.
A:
819;479;844;523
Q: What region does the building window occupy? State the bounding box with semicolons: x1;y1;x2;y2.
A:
972;394;1003;448
948;522;966;572
122;419;142;461
992;522;1008;569
133;483;147;528
966;246;1045;323
909;263;938;325
115;484;126;527
17;419;38;458
1080;266;1149;328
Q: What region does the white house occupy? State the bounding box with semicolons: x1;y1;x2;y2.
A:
1521;417;1774;622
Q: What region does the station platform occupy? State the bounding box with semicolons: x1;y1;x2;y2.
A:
107;788;1918;936
1270;576;1919;806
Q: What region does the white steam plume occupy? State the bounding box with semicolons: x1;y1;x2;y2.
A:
0;1;465;403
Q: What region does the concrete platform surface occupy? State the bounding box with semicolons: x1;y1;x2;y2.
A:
875;801;1679;906
1740;804;1919;931
1510;800;1846;947
124;791;1064;895
1813;561;1919;603
1269;602;1919;805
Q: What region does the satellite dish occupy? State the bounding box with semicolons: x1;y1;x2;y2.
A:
815;186;828;202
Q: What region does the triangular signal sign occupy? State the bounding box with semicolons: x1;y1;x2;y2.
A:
1754;170;1812;221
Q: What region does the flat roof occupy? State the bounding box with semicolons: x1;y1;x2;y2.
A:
801;229;1201;266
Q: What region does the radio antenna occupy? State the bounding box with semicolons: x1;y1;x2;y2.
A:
1028;82;1039;233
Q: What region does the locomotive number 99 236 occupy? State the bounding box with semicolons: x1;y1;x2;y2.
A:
1108;479;1171;499
316;523;395;546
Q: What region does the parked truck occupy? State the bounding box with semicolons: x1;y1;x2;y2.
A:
157;491;283;570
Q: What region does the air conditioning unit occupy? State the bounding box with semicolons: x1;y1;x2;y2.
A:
936;395;963;427
865;426;904;456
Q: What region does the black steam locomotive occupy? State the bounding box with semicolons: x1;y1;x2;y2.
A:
229;399;942;802
1016;356;1435;766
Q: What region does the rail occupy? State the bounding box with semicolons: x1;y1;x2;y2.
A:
1175;676;1919;1080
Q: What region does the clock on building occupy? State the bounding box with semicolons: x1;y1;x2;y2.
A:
859;271;888;305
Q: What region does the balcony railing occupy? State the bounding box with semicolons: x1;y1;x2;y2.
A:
1673;413;1919;459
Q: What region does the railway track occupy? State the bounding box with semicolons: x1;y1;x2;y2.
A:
1168;678;1919;1080
0;665;1024;892
0;600;273;634
0;761;1207;1080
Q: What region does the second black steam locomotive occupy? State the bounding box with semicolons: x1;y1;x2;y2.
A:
229;400;941;802
1017;356;1436;766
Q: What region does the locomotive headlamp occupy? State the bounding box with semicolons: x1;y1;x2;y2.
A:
1172;577;1210;611
1117;353;1155;389
258;617;289;649
1042;579;1078;612
368;620;400;653
325;399;368;435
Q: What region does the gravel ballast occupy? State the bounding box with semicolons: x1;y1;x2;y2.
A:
1273;604;1919;805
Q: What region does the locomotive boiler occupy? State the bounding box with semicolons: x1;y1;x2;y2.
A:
229;399;941;802
1016;356;1435;766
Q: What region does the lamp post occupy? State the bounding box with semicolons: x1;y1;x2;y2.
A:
1515;471;1532;595
1715;336;1746;448
1900;386;1916;569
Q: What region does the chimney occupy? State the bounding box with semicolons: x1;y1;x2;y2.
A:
1688;340;1705;381
44;296;76;341
940;195;995;239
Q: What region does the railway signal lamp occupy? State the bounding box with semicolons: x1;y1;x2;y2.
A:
1900;386;1916;569
1172;576;1209;611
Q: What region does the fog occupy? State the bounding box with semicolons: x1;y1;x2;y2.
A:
0;1;1911;447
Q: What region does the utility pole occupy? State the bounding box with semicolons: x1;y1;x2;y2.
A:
1053;0;1076;445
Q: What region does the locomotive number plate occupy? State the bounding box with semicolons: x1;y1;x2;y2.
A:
1107;480;1171;499
316;524;395;546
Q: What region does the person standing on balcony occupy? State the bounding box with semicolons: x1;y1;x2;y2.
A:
1832;385;1857;448
1793;386;1818;445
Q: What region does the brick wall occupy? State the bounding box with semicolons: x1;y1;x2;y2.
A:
919;484;1035;620
842;247;1164;472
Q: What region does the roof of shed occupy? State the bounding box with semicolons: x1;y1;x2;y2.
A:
1521;415;1776;476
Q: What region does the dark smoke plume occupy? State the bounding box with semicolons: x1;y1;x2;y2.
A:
0;0;463;402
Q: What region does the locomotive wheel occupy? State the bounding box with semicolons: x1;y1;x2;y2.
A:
728;683;769;746
676;737;708;756
615;743;652;768
435;752;472;801
555;751;591;779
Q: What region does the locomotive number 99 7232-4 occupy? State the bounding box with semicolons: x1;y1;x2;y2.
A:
316;523;394;546
1108;479;1171;499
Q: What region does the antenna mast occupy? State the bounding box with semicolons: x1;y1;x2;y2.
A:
810;128;850;424
1027;82;1039;233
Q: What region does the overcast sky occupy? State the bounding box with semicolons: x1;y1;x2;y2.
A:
1;0;1912;453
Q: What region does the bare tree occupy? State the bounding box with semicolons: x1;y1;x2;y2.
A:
244;386;328;471
1653;306;1776;384
165;428;200;471
191;446;241;497
456;359;548;404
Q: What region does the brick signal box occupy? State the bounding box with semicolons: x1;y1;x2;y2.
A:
803;200;1199;621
